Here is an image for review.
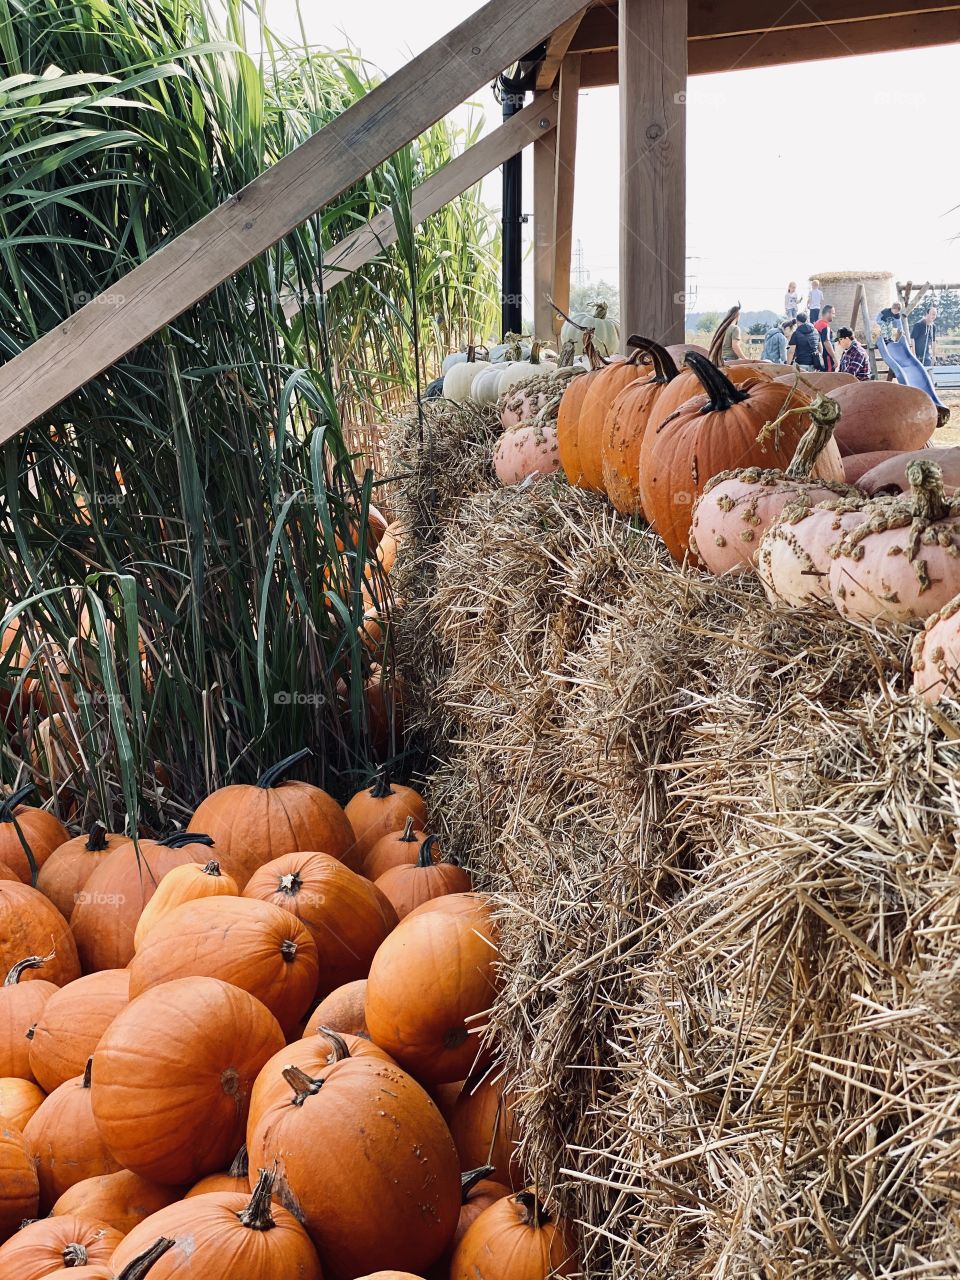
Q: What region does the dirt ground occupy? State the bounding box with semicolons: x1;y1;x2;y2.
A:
936;387;960;443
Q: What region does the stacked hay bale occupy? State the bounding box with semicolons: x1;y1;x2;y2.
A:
386;402;960;1279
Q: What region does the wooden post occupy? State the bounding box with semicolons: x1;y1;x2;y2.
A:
619;0;687;347
532;122;557;340
552;55;581;335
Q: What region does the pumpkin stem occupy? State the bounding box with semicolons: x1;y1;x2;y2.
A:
61;1243;89;1266
625;336;680;384
398;816;416;843
82;1056;93;1089
201;860;222;877
907;459;952;524
781;395;842;480
368;767;394;800
256;748;312;790
592;300;608;320
416;834;440;869
238;1169;277;1232
557;339;577;368
282;1064;324;1105
158;831;215;849
515;1189;551;1229
0;783;35;822
461;1165;496;1200
318;1026;351;1062
277;871;302;895
4;951;55;986
84;822;109;852
466;344;476;364
116;1238;176;1280
547;296;581;329
280;939;299;964
684;352;750;413
707;303;741;366
228;1145;250;1179
581;330;608;371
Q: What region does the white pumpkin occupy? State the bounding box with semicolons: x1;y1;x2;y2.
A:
560;301;620;358
494;342;551;399
472;363;514;405
442;347;489;403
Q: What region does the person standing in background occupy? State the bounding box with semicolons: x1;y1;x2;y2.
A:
763;318;796;363
720;305;745;363
784;282;802;319
787;312;823;372
808;279;824;322
836;328;871;380
910;305;938;366
814;304;837;372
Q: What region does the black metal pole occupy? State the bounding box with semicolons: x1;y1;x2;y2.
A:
501;87;524;338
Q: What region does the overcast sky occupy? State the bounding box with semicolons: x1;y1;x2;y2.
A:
265;0;960;314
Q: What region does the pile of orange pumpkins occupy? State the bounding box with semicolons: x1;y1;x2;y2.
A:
0;755;575;1279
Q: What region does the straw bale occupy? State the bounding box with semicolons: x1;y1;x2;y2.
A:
385;405;960;1279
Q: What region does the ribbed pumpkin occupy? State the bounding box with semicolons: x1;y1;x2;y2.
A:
434;1072;523;1188
247;1048;460;1280
303;980;369;1039
249;1027;394;1124
24;1059;121;1210
344;769;428;865
432;1167;511;1276
1;884;80;986
91;976;284;1186
638;354;844;564
29;969;130;1093
0;1122;39;1242
0;784;68;883
111;1172;322;1280
449;1190;576;1280
0;1215;124;1279
189;748;357;887
374;836;472;921
185;1145;249;1198
128;896;318;1034
599;339;682;515
361;817;430;882
35;824;128;922
575;347;650;491
42;1237;176;1279
365;905;500;1084
556;335;610;485
0;1076;45;1129
133;860;238;951
242;851;396;1000
52;1168;182;1234
0;954;59;1078
70;833;215;972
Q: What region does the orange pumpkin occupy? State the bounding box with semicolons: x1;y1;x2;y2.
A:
185;1145;249;1198
0;1214;124;1279
51;1168;182;1235
600;338;682;515
0;954;59;1078
128;896;318;1034
374;836;472;920
1;885;80;987
405;891;497;929
345;769;428;865
302;979;369;1039
188;748;357;887
243;851;397;1000
435;1166;511;1274
35;824;128;922
365;906;500;1084
24;1058;121;1210
450;1189;576;1278
247;1050;460;1278
0;1076;45;1129
133;859;238;951
0;1122;39;1242
556;336;612;485
361;816;431;882
434;1072;523;1188
70;833;215;972
0;785;68;884
110;1171;322;1279
43;1237;176;1279
575;349;651;491
29;968;130;1093
91;976;284;1186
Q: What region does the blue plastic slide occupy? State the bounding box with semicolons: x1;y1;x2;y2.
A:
877;329;950;426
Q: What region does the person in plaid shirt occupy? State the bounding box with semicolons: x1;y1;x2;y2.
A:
836;328;871;381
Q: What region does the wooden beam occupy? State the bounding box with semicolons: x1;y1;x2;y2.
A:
532;125;558;339
0;0;589;445
551;55;581;336
619;0;687;346
282;94;558;316
536;7;590;89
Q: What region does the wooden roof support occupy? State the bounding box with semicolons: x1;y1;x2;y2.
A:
536;7;591;89
532;125;558;339
551;55;582;336
282;93;558;316
0;0;589;445
619;0;687;346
